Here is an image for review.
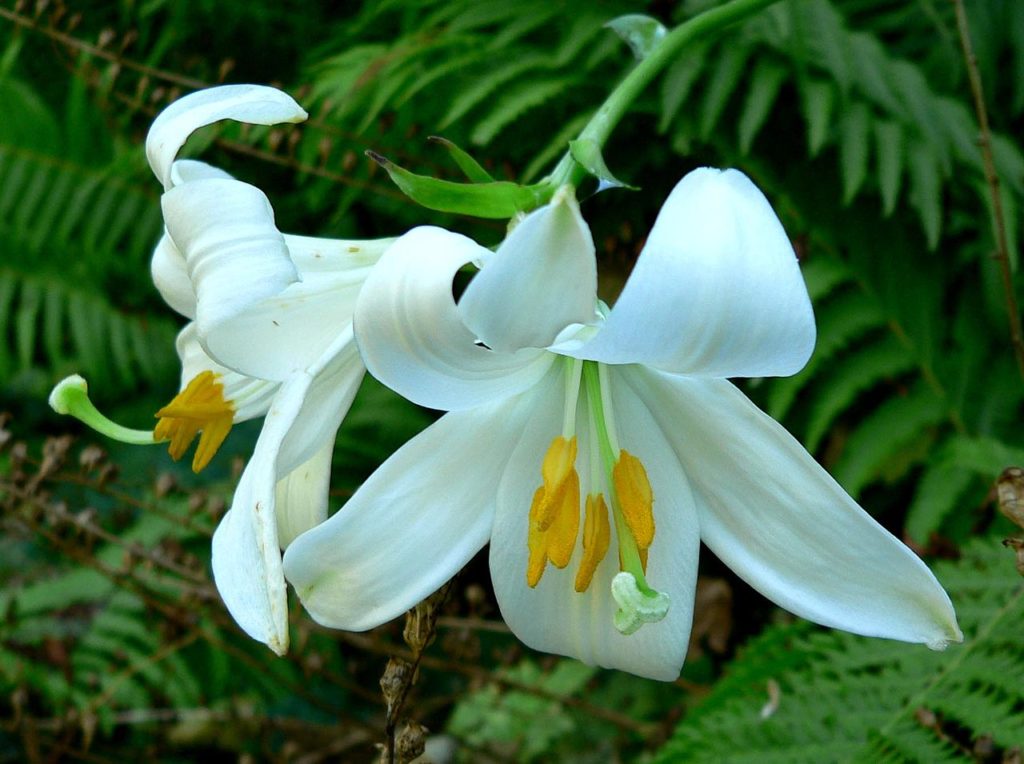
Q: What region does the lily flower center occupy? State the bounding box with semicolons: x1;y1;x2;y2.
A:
525;359;669;635
154;370;235;472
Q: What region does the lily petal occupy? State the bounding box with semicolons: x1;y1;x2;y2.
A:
163;178;366;381
147;84;306;190
175;324;277;422
354;226;554;411
151;234;196;319
211;329;363;653
275;440;333;549
282;233;395;275
458;187;598;352
569;168;815;378
151;161;237;319
284;378;549;632
627;367;962;648
489;366;698;681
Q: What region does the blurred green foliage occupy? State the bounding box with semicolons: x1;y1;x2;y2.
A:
1;0;1023;761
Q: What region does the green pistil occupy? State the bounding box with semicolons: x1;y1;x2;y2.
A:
581;362;656;596
49;375;165;445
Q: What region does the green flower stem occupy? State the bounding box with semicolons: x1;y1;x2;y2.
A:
549;0;783;189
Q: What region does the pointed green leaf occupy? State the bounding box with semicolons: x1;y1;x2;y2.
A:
368;151;549;218
568;138;636;191
737;60;788;154
874;120;904;217
699;44;750;141
839;101;870;205
427;136;495;183
605;14;667;60
800;79;833;156
907;143;943;249
658;41;709;133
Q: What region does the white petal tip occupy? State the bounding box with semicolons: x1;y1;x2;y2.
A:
267;634;289;656
926;625;964;651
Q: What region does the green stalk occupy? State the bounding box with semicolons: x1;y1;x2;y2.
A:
549;0;783;188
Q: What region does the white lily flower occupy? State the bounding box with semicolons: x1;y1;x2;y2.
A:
50;85;394;654
282;170;962;681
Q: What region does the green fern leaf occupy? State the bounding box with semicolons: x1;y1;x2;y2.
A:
470;76;574;146
655;538;1024;763
804;336;917;451
832;381;948;496
873;119;903;216
905;462;976;544
907;142;943;249
698;43;751;141
737;59;787;154
800;79;834;157
839;100;871;204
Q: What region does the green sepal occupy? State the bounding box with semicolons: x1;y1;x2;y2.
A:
568;139;637;191
427;136;495;183
605;14;667;60
368;151;550;218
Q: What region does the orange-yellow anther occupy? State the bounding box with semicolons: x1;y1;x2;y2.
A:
154;371;234;473
612;450;655;551
526;436;581;587
535;436;578;530
574;494;611;592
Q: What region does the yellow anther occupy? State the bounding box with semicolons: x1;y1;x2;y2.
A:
574;493;611;593
525;436;581;587
535;436;578;531
154;371;234;473
612;450;655;551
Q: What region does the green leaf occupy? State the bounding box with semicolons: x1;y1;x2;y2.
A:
832;382;948;496
839;100;870;204
427;136;495;183
470;76;573;145
655;537;1024;762
803;336;917;451
568;139;636;190
368;151;549;217
658;41;709;134
800;79;833;157
737;59;787;154
698;44;750;141
907;142;943;249
605;14;667;60
873;120;904;217
906;461;976;543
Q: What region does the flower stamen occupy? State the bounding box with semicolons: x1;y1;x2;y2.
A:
154;370;234;472
526;436;581;587
574;493;611;592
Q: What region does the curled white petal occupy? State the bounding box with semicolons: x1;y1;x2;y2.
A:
458;186;598;352
151;234;196;319
354;226;554;411
147;84;306;190
211;329;363;653
568;168;816;378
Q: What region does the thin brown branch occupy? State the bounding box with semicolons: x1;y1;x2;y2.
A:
952;0;1024;381
335;627;658;738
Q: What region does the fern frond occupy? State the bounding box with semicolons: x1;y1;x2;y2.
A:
655;538;1024;763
